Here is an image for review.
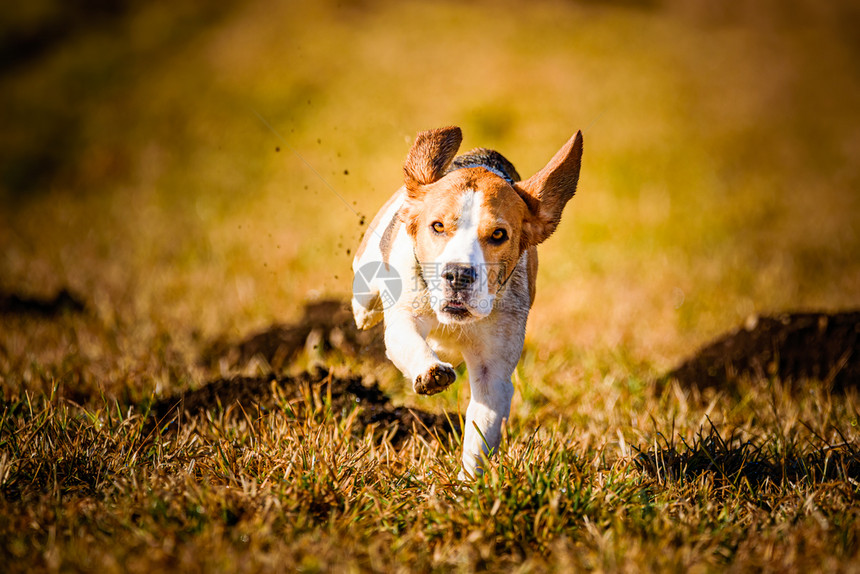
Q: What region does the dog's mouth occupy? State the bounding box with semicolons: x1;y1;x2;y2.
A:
436;290;492;324
441;299;471;319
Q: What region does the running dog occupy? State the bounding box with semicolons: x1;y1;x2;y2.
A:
352;126;583;477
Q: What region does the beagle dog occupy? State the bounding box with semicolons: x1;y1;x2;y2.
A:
352;126;583;477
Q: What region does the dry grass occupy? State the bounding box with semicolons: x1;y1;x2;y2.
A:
1;0;860;571
3;364;860;572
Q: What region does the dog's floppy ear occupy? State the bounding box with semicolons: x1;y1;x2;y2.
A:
517;130;583;247
403;126;463;196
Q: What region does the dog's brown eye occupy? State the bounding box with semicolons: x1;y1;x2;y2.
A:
432;221;445;234
491;228;508;242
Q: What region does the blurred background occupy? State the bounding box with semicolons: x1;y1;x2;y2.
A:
1;0;858;391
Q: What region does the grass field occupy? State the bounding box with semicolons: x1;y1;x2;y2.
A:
2;0;860;571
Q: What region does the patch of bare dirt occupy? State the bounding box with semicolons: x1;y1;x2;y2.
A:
668;311;860;391
150;368;458;446
202;299;386;372
0;288;86;316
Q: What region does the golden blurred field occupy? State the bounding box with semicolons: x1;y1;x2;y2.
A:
3;0;858;365
2;0;860;571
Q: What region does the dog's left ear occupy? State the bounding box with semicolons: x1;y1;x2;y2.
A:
403;126;463;195
517;130;583;247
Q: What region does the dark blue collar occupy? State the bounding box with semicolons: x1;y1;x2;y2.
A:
451;163;516;185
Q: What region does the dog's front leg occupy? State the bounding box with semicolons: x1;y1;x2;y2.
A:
383;310;457;395
460;360;516;478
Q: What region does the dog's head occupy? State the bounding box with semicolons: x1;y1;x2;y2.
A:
402;126;583;325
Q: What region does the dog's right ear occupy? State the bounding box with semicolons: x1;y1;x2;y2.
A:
403;126;463;197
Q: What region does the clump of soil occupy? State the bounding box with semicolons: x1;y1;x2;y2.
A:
202;299;386;372
668;311;860;391
0;288;86;316
150;368;457;446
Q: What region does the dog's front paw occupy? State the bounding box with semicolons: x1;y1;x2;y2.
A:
413;363;456;395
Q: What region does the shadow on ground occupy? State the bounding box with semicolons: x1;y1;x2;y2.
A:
202;299;387;373
634;419;860;489
158;300;455;446
150;368;459;446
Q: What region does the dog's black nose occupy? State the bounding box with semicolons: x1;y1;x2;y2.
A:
442;264;478;290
